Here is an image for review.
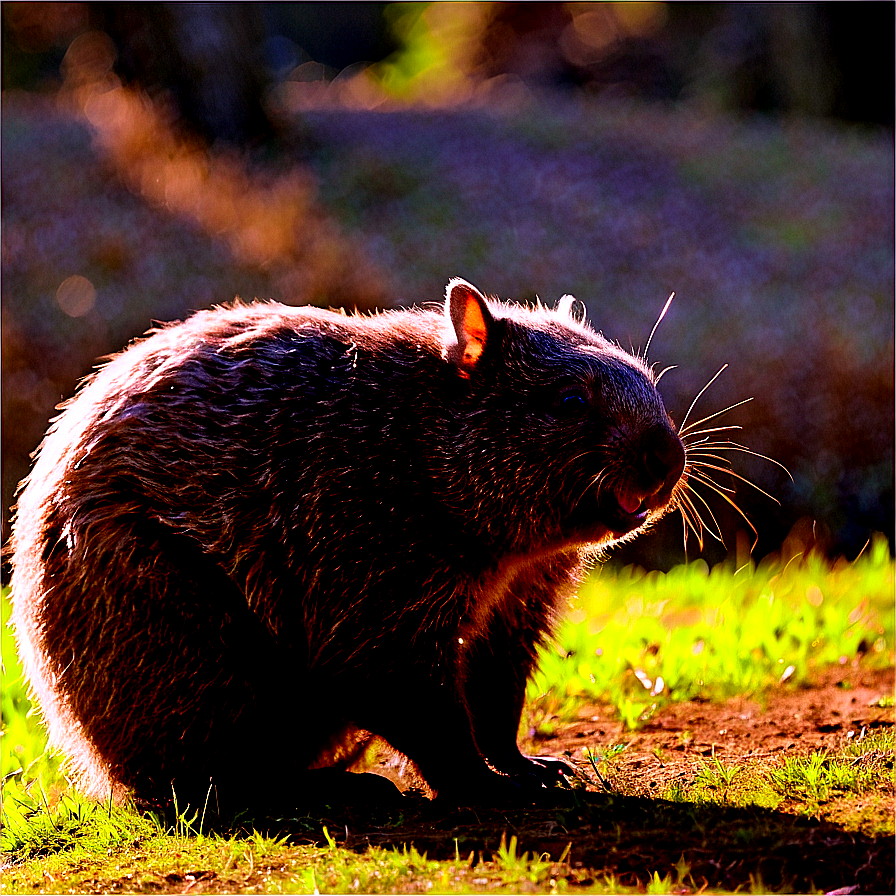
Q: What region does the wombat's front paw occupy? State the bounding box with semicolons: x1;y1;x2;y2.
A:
517;755;575;788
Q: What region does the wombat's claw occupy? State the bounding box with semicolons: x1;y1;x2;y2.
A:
523;756;575;787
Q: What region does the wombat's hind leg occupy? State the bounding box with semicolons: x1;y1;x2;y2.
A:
41;520;315;813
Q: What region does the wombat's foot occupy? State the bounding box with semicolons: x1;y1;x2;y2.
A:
432;756;575;807
485;750;575;789
517;755;575;788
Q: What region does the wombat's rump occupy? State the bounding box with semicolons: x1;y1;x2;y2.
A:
10;279;685;810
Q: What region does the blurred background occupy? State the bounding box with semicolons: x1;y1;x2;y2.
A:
2;2;893;571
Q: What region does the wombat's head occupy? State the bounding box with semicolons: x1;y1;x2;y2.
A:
441;278;686;553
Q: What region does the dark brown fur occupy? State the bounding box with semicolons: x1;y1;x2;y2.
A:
10;279;684;810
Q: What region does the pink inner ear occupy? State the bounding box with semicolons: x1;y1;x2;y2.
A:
463;295;488;347
445;279;491;375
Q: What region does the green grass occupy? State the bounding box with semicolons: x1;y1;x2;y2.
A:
2;540;893;894
769;729;895;811
651;727;895;834
527;535;894;732
1;584;67;801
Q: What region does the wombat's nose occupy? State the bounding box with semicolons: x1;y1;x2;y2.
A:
643;424;686;494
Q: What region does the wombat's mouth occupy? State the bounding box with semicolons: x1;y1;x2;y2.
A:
599;474;681;538
599;424;687;537
604;486;652;536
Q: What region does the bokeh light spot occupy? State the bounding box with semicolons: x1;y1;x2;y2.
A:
56;274;97;317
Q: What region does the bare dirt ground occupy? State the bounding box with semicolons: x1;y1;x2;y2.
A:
543;664;895;800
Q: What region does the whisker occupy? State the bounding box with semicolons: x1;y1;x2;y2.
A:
687;460;781;505
683;443;739;468
643;291;675;361
694;475;760;552
654;364;678;386
678;364;728;433
685;444;737;457
675;489;705;551
679;424;743;439
685;437;742;448
682;480;726;545
556;449;599;482
576;466;610;506
689;466;737;494
673;483;699;523
686;452;737;473
688;451;733;473
680;396;754;437
687;440;793;480
678;485;724;551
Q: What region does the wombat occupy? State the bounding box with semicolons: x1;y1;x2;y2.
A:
10;278;685;811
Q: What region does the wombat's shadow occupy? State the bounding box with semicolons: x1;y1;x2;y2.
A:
182;789;892;895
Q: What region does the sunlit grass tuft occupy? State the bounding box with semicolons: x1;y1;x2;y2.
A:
1;590;66;796
0;785;154;864
769;728;895;809
653;727;893;834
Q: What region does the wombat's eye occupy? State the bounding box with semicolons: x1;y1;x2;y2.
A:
556;386;590;417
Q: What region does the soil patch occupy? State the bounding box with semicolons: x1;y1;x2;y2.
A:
539;664;895;800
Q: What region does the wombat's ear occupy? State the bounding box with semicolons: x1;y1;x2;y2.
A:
444;278;495;377
557;294;586;323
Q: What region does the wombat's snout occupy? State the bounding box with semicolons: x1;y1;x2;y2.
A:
643;424;686;499
609;423;686;534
